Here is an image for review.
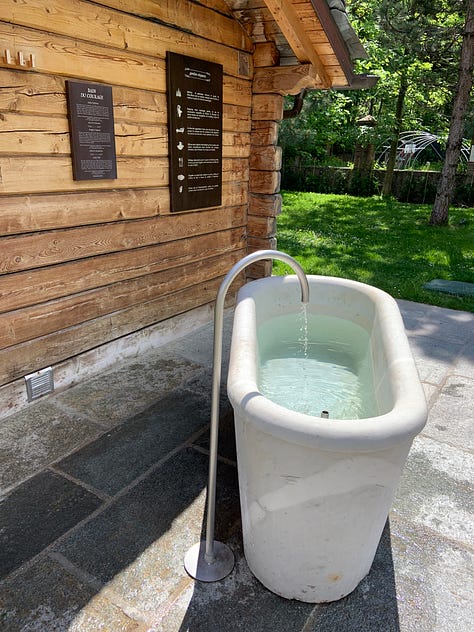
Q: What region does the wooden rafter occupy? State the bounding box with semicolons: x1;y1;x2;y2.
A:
262;0;331;87
253;63;326;95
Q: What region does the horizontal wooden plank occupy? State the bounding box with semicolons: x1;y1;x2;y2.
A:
0;189;163;235
0;205;247;273
0;21;166;92
0;276;233;386
94;0;252;52
0;156;249;194
0;69;252;129
0;69;166;122
0;155;168;193
0;180;247;235
249;169;281;194
0;228;246;313
225;104;253;133
0;111;250;157
0;250;241;348
249;145;282;171
0;112;70;155
249;193;282;217
2;0;252;77
0;22;253;100
252;94;284;121
251;121;279;146
224;76;253;109
191;0;234;17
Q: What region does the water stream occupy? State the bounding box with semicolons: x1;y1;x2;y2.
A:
257;311;378;420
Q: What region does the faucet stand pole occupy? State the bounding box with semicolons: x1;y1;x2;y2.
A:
184;250;309;582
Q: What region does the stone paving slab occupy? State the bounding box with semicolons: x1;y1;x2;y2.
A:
424;279;474;297
56;387;211;496
0;400;102;494
156;523;402;632
0;555;147;632
53;447;240;620
0;302;472;631
392;435;473;547
454;341;474;376
57;353;203;430
423;375;474;451
398;299;474;343
170;312;233;371
407;337;467;385
387;516;474;632
0;470;103;580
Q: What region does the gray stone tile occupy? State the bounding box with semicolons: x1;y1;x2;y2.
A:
423;279;474;297
423;375;474;450
154;536;315;632
300;517;474;632
0;555;146;632
398;300;474;345
54;448;240;619
0;470;102;580
0;401;101;494
392;435;473;547
193;408;237;463
181;368;233;419
170;313;233;372
156;521;403;632
389;516;474;632
57;353;203;430
407;335;464;385
56;389;211;496
454;341;474;377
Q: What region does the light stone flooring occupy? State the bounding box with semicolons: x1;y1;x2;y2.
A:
0;301;473;631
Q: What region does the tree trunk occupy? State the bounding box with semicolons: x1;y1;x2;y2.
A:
430;2;474;225
382;72;408;198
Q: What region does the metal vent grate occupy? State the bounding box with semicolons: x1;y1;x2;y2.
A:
25;367;54;401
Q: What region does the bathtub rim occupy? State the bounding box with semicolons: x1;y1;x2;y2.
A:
227;275;428;453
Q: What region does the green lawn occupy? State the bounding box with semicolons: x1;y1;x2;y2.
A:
273;192;474;312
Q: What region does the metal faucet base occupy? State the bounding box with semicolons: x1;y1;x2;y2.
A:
184;540;235;582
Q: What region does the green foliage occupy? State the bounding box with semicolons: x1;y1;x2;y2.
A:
274;192;474;312
279;91;358;160
279;1;472;167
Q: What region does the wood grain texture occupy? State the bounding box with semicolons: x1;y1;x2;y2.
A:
0;156;249;194
0;228;246;313
0;0;253;389
0;206;246;274
0;277;234;385
0;250;241;348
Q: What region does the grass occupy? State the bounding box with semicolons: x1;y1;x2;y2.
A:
273;192;474;313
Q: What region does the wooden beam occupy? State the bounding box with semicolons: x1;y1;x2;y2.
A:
262;0;331;87
253;64;325;95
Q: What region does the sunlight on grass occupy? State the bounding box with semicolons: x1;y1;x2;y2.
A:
274;192;474;312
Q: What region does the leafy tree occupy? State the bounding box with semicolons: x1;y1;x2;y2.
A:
348;0;465;196
279;90;358;162
430;1;474;224
279;0;470;193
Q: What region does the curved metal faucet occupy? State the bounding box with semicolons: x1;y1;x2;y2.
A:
184;250;309;582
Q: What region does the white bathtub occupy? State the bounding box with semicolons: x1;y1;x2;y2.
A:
227;275;427;602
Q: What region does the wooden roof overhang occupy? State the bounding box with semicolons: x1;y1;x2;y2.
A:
225;0;378;94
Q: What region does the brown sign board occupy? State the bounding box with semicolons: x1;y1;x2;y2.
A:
66;80;117;181
166;52;223;212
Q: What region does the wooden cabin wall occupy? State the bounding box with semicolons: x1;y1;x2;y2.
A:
0;0;253;396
